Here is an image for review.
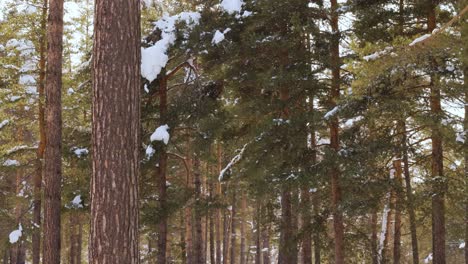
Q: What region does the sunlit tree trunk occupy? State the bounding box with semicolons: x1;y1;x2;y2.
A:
90;0;141;262
43;0;64;262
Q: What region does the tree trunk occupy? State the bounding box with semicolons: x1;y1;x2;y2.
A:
90;0;140;262
393;160;403;264
230;190;236;264
427;5;446;264
32;2;47;264
301;187;312;264
186;139;194;264
210;207;216;264
398;120;420;264
223;209;231;264
43;0;64;262
156;72;169;264
262;222;271;264
371;209;378;264
69;214;77;264
216;143;223;264
240;192;247;264
194;157;204;264
461;3;468;263
329;1;345;263
255;205;261;264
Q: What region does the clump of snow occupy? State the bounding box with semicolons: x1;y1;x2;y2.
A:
459;241;465;249
146;145;155;159
409;34;431;46
220;0;244;14
3;159;20;167
67;88;75;95
219;143;248;181
9;224;22;244
72;147;89;158
324;106;340;120
0;120;9;129
70;195;83;208
212;28;231;45
141;12;201;83
150;125;170;145
9;95;22;102
343;116;363;128
308;2;319;8
363;47;393;61
424;253;433;263
456;131;466;143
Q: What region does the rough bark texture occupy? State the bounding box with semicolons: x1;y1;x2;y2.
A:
462;3;468;263
186;140;194;264
427;5;446;264
43;0;63;262
262;223;270;264
90;0;141;263
329;1;345;263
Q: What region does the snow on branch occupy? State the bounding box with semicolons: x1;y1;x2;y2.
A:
219;143;248;181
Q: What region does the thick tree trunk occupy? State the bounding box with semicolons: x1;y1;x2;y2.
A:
223;209;231;264
43;0;63;262
90;0;140;262
427;5;446;264
393;160;403;264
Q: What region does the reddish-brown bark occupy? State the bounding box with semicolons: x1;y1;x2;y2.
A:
90;0;141;263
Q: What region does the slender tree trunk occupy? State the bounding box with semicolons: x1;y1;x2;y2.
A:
301;188;312;264
262;222;271;264
69;214;77;264
240;192;246;264
216;144;222;264
90;0;140;262
371;209;378;264
223;208;231;264
461;3;468;263
156;72;169;264
180;212;187;264
312;193;321;264
194;157;204;264
43;0;64;262
255;205;261;264
77;216;82;264
209;176;216;264
427;5;446;264
33;2;47;264
230;190;236;264
186;139;193;264
393;161;403;264
329;1;345;263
